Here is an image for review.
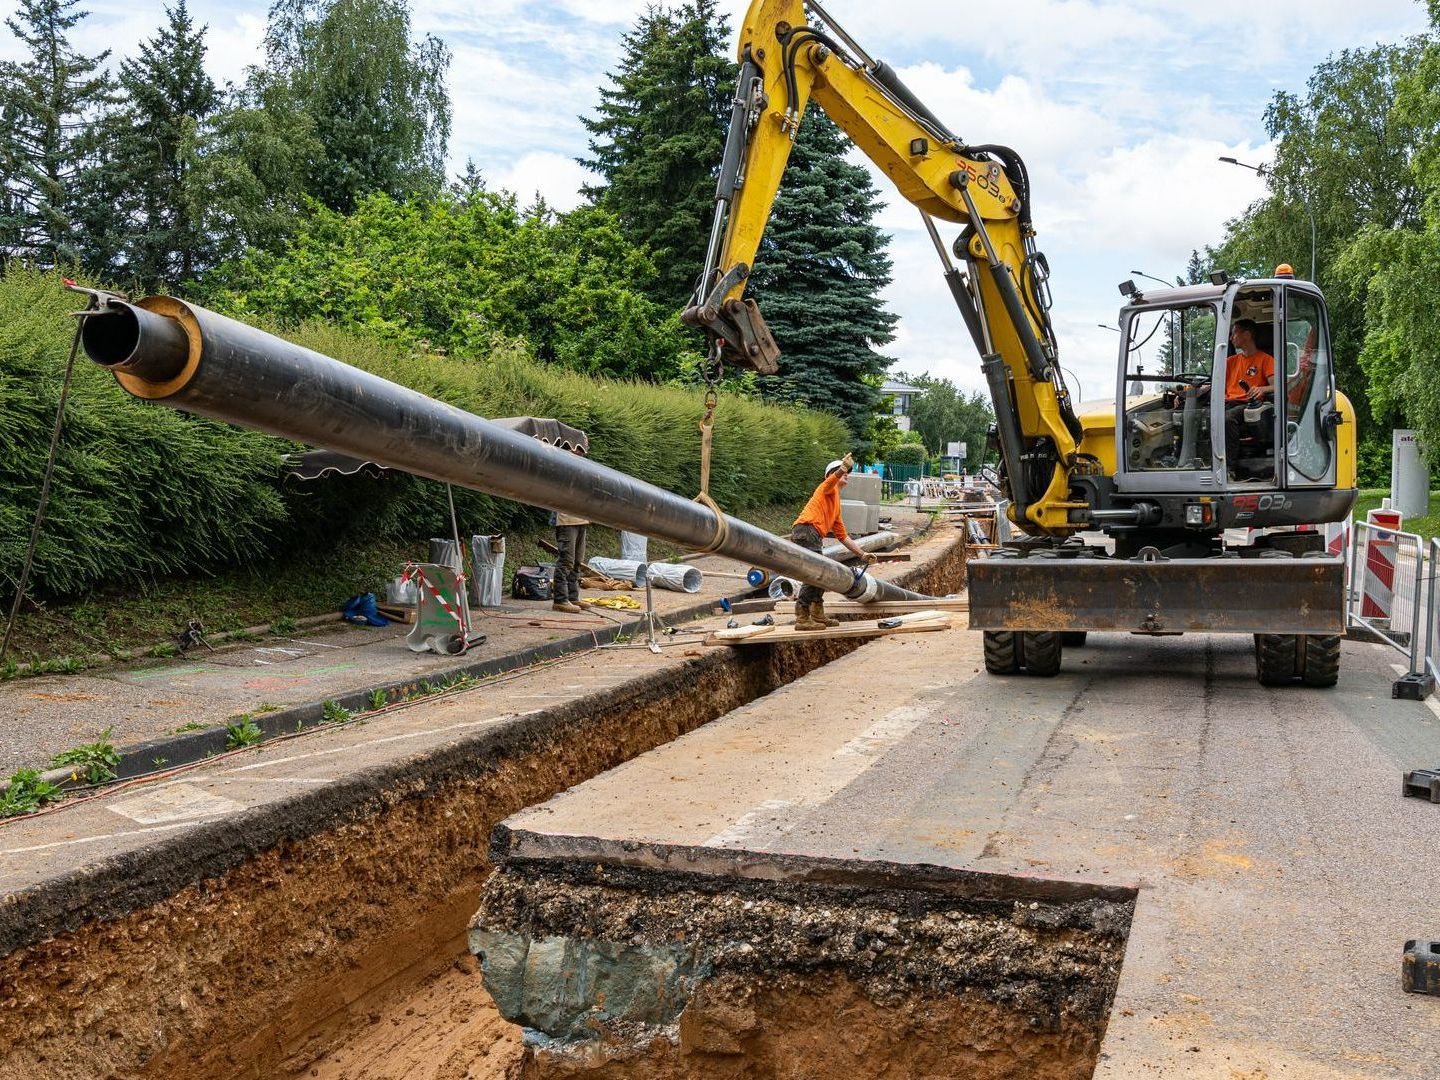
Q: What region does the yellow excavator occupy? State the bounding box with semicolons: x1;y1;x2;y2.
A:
683;0;1357;686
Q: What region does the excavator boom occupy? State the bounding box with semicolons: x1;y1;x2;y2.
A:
682;0;1084;534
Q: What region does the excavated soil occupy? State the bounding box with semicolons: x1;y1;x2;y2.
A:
529;974;1104;1080
474;861;1131;1079
0;538;968;1080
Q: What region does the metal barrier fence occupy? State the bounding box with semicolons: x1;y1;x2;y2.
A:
1347;520;1433;696
1427;538;1440;689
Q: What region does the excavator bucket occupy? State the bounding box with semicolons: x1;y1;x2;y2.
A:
967;555;1345;636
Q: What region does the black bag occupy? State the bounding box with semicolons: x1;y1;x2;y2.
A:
511;566;552;601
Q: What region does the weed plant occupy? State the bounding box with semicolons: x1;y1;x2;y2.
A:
49;728;120;784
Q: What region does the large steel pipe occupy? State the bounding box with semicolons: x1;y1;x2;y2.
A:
85;297;930;604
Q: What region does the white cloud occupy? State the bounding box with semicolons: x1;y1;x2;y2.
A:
489;151;595;211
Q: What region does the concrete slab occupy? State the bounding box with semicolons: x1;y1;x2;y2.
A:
494;629;1440;1077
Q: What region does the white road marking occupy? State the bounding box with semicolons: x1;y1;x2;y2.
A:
219;709;542;773
0;819;220;855
704;800;794;847
832;705;930;760
701;704;933;848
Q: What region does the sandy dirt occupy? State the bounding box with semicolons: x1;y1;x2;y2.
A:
308;953;523;1080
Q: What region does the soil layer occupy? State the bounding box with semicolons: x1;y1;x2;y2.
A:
473;860;1131;1079
0;533;966;1080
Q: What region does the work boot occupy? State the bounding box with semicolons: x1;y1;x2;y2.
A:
793;602;823;631
811;599;841;628
552;600;582;614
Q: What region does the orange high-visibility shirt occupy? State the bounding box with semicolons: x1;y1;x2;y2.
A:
794;471;849;540
1225;350;1274;402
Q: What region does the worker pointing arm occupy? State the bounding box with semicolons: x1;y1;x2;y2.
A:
788;453;875;631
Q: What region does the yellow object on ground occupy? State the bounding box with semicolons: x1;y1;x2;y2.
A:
584;596;643;611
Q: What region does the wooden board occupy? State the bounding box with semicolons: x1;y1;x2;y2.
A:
705;611;952;647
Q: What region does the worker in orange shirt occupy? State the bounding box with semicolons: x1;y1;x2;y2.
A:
789;452;876;631
1223;318;1275;479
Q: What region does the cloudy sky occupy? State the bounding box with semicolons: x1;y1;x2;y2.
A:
4;0;1432;398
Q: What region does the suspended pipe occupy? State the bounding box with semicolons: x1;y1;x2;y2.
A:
82;298;930;605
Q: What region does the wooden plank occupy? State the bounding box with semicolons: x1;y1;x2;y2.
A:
707;623;778;642
704;612;952;647
774;598;968;614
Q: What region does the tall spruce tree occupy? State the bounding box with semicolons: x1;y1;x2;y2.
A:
261;0;451;214
73;1;218;286
0;0;113;263
580;0;734;306
748;112;896;443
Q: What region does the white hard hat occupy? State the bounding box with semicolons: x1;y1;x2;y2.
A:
825;459;848;476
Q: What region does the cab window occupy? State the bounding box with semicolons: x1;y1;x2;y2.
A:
1122;303;1215;472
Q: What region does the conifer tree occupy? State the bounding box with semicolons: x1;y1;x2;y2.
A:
748;113;897;443
74;1;218;286
0;0;113;263
580;0;734;306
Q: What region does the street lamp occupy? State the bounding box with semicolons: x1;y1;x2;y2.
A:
1218;156;1316;283
1129;269;1172;288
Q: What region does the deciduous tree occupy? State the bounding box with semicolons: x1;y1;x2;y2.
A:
261;0;451;213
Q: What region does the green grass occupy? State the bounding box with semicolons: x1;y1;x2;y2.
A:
1352;489;1440;541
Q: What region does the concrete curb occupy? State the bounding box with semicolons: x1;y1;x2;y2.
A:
107;590;742;782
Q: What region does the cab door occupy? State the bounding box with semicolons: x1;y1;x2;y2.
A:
1279;287;1338;488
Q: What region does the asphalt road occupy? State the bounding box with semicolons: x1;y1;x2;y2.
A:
502;628;1440;1078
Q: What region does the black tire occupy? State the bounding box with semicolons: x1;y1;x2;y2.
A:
1060;631;1088;647
1255;633;1299;686
984;631;1021;675
1022;631;1063;677
1299;634;1341;688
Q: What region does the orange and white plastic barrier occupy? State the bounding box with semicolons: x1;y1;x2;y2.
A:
1360;509;1403;623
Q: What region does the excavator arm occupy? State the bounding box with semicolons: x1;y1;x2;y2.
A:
681;0;1085;534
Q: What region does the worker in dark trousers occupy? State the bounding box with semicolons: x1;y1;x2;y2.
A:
552;447;589;614
789;452;876;631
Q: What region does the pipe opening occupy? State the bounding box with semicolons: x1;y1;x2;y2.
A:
81;302;189;383
81;304;141;366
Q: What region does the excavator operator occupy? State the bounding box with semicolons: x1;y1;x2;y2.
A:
1224;318;1275;478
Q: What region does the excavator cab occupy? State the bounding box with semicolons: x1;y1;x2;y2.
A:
1109;272;1350;533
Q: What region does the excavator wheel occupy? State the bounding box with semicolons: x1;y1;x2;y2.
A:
1021;632;1063;676
1254;633;1300;686
983;631;1021;675
1060;631;1088;647
1299;634;1341;688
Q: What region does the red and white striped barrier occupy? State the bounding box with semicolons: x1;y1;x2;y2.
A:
404;562;469;626
1360;509;1403;624
1323;519;1351;558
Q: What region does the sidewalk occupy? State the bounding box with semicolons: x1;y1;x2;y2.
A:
0;514;928;775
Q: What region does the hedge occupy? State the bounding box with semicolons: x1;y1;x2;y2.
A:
1;267;850;600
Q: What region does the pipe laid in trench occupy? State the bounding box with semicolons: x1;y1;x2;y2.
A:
82;297;930;604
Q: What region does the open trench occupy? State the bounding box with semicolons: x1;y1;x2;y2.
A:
0;535;1131;1080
